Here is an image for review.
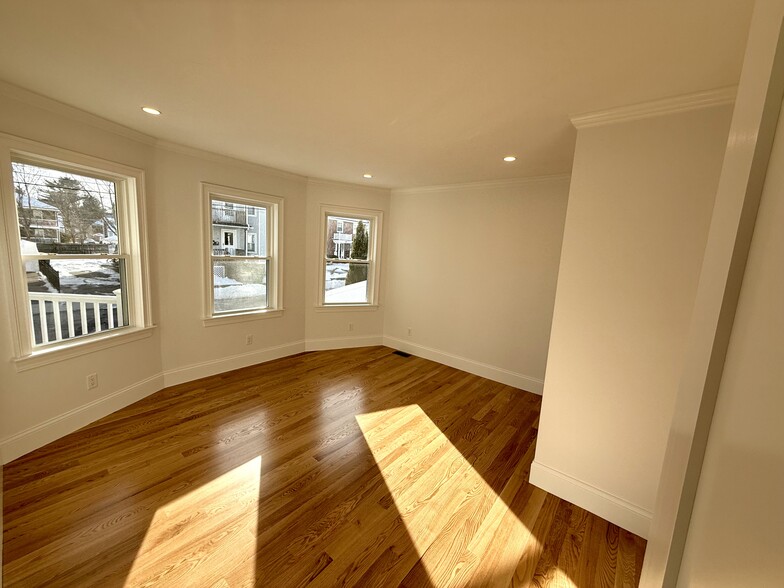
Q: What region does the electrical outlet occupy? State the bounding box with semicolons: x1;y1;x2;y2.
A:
407;327;413;336
87;373;98;390
246;334;254;346
348;322;354;332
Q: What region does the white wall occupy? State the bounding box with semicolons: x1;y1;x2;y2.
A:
0;90;164;460
153;147;308;383
304;179;389;349
0;86;392;462
676;98;784;587
1;81;565;463
531;103;733;538
383;177;570;393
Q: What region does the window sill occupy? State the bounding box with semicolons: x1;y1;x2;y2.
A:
314;304;379;313
203;308;284;327
14;325;157;372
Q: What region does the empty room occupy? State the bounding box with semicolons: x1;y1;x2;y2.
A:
1;1;782;587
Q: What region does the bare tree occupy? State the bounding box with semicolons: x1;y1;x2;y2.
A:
80;177;117;238
12;162;45;239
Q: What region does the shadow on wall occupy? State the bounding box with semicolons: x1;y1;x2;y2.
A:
679;445;784;586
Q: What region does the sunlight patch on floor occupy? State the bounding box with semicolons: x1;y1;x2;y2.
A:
355;404;542;587
124;456;262;587
554;568;580;587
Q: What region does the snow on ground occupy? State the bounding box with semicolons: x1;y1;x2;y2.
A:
27;259;120;295
214;275;240;286
324;280;368;304
31;272;58;293
213;275;266;301
213;283;266;300
325;262;349;290
53;260;121;294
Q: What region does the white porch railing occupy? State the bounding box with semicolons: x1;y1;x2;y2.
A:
28;289;124;345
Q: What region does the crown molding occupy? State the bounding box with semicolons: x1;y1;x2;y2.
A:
0;79;158;145
306;177;392;194
391;173;571;196
0;79;307;183
154;140;307;183
570;86;737;129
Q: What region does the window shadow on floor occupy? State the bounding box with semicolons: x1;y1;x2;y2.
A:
1;346;643;587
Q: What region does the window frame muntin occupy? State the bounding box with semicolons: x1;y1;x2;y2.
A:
318;205;382;308
202;182;283;321
0;134;153;361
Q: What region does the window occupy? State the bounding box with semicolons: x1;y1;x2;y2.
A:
0;139;152;361
203;183;282;320
319;206;382;307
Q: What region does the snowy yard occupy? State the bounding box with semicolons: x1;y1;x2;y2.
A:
325;280;368;304
28;259;121;295
213;275;267;313
325;262;349;290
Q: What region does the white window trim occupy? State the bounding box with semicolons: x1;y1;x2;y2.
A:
202;182;283;324
0;134;154;368
317;204;382;309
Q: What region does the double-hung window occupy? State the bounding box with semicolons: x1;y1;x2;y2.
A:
0;138;152;361
203;183;282;320
319;206;382;307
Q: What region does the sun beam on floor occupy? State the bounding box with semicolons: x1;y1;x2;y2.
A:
355;404;546;587
124;455;262;587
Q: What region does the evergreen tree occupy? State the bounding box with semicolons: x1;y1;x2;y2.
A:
345;221;369;285
42;177;84;243
78;194;105;240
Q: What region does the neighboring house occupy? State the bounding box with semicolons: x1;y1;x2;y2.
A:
327;217;370;260
211;200;264;256
16;194;62;243
330;218;355;259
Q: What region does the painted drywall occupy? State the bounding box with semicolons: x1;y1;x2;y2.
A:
531;104;734;537
383;177;570;392
676;98;784;587
641;3;784;582
0;87;391;463
304;179;390;348
0;91;164;460
153;147;308;378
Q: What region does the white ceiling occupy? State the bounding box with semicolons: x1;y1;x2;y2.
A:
0;1;754;188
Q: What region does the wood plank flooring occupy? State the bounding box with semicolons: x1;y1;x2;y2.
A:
2;346;646;587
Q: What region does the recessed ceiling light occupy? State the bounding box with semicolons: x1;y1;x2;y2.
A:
363;174;373;179
141;106;161;116
503;156;517;162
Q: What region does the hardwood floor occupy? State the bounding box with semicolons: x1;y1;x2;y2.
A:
2;346;646;587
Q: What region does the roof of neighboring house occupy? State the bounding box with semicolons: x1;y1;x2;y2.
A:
17;195;59;211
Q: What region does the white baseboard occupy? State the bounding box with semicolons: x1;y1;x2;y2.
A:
1;373;164;464
529;460;652;538
162;340;306;387
305;335;383;352
382;336;544;394
1;335;539;464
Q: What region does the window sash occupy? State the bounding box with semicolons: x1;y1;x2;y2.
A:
28;258;129;346
6;154;149;355
213;255;270;262
323;258;369;264
320;209;379;306
204;184;281;319
23;253;129;261
212;257;270;315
